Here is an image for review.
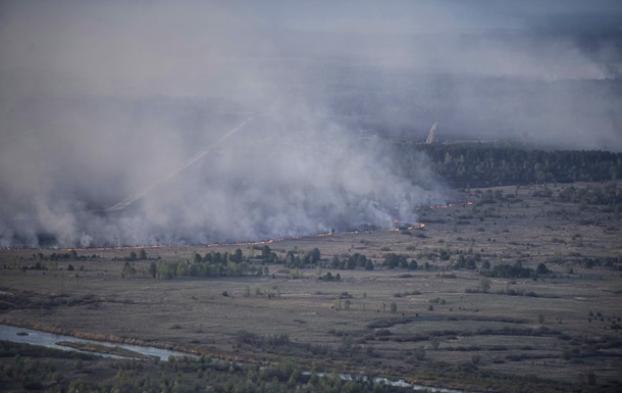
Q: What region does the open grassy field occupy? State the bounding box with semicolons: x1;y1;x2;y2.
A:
1;182;621;392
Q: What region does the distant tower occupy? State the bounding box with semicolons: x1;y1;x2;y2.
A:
425;122;438;144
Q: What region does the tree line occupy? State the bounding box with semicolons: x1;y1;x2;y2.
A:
395;142;622;188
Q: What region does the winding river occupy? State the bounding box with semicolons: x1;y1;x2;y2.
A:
0;324;189;360
1;324;468;392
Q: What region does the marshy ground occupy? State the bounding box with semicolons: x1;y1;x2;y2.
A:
1;182;621;392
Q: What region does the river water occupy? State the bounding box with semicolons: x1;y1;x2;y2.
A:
1;324;468;392
0;324;190;360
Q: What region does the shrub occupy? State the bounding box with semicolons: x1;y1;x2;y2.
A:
479;278;491;292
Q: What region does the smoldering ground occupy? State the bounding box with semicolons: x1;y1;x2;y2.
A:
0;1;620;246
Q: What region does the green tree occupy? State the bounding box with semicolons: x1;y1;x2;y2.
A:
479;278;491;292
122;262;135;278
149;261;157;279
231;249;243;263
536;263;550;275
365;259;375;270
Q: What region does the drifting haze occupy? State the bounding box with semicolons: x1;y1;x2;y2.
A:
0;1;620;246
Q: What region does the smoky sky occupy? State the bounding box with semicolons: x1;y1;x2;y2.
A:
0;1;620;246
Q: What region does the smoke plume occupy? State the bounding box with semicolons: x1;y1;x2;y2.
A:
0;1;620;246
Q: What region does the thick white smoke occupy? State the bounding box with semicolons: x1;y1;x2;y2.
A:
0;1;444;247
1;0;620;246
0;100;439;247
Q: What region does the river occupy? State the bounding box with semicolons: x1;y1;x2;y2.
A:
1;324;468;392
0;324;190;361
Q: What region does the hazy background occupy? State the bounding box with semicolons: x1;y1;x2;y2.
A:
0;0;620;246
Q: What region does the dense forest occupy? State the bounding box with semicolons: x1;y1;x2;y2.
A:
395;142;622;188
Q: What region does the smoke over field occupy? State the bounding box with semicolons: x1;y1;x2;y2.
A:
0;1;620;246
1;109;436;246
0;1;443;247
0;70;441;246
